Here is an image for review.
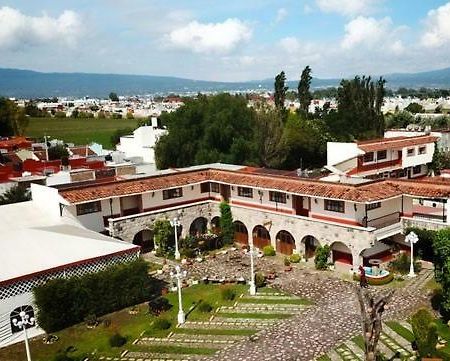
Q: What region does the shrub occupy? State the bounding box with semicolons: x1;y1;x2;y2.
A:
221;286;236;301
255;272;266;288
284;257;291;266
315;245;331;270
148;297;172;315
109;333;127;348
220;202;234;245
34;259;154;333
289;254;301;263
198;301;213;313
152;318;171;330
388;253;421;275
263;245;276;256
411;308;438;358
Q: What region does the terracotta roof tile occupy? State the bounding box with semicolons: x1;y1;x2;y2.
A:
357;135;438;153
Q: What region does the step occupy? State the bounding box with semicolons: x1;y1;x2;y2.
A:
120;351;205;360
234;302;307;309
335;344;361;361
241;295;299;300
328;349;343;361
383;323;413;351
379;332;412;358
398;321;413;332
137;337;229;348
344;341;364;360
168;333;245;342
178;320;268;330
211;316;279;324
216;306;303;314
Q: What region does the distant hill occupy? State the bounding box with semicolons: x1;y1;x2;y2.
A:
0;67;449;98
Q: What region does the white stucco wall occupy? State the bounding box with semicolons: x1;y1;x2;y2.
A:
327;142;361;167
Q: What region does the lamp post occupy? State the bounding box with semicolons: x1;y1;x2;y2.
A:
405;231;419;278
170;217;181;260
170;265;187;324
12;311;35;361
248;244;257;295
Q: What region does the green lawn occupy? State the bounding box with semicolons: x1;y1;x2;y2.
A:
385;321;415;343
25;117;140;148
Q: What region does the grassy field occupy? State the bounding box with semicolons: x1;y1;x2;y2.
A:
24;117;140;149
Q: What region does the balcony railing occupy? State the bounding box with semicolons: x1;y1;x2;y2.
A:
365;212;401;229
355;158;402;174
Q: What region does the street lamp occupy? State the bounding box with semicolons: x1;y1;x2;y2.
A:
405;231;419;278
12;311;35;361
248;244;257;295
170;265;187;324
170;217;181;260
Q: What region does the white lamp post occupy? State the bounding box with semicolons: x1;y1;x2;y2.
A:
170;217;181;260
405;231;419;278
170;265;187;324
12;311;35;361
248;244;257;296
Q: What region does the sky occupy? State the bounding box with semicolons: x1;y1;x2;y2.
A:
1;0;450;81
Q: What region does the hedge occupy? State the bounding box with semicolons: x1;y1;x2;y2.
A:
34;259;155;332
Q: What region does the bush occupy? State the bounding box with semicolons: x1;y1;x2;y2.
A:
152;318;171;330
388;253;421;275
198;301;213;313
411;308;438;358
220;202;234;245
263;245;276;256
255;272;266;288
315;245;331;270
109;333;127;348
221;286;236;301
34;259;154;333
284;257;291;266
148;297;172;315
289;254;301;263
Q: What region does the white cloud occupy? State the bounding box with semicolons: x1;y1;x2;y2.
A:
315;0;382;16
0;7;82;50
279;37;302;54
275;8;288;24
167;18;252;54
341;16;404;54
421;2;450;48
303;4;314;14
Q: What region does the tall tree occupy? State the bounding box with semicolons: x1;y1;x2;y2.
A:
432;228;450;316
0;98;28;136
219;201;234;245
298;65;313;114
0;185;31;205
109;92;119;102
274;71;288;111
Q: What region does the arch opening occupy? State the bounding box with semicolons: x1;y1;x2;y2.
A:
233;221;248;244
331;241;353;265
301;235;320;260
189;217;208;237
276;230;295;255
211;216;221;235
252;225;271;249
133;229;154;253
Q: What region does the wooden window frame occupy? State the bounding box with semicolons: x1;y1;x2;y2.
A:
324;199;345;213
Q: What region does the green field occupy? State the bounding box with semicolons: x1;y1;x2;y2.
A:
25;117;140;149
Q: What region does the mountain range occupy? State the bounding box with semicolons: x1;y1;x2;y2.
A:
1;67;450;98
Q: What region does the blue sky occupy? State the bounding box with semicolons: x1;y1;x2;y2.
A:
1;0;450;81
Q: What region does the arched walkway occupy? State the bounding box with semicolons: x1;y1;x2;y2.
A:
252;225;271;249
331;241;353;265
276;230;295;255
189;217;208;236
133;229;154;253
211;216;221;235
10;305;35;334
233;221;248;244
301;235;320;260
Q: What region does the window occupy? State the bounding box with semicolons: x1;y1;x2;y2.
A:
210;182;220;193
76;201;101;215
324;199;345;213
413;165;422;174
163;188;183;200
367;202;381;210
418;146;426;155
200;182;210;193
363;152;374;162
269;191;287;204
377;150;387;160
407;148;415;157
237;187;253;198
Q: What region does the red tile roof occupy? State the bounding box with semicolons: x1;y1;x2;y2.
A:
357;135;438;153
59;168;450;204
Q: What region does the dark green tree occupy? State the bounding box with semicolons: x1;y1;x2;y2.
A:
274;71;288;111
298;65;313;114
432;228;450;315
110;127;134;146
109;92;119;102
411;308;438;358
219;201;234;245
48;144;69;160
152;219;174;253
0;185;31;205
0;97;29;136
385;111;414;129
405;102;424;114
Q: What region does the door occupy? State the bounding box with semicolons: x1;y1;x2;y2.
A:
220;184;231;202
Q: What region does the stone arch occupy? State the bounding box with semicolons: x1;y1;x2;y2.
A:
331;241;353;265
233;221;248;244
301;235;320;260
132;229;154;253
189;217;208;236
10;305;35;334
252;225;271;249
211;216;221;235
275;230;295;255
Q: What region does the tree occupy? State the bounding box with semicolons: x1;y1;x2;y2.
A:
152;219;174;253
109;92;119;102
0;97;29;136
385;111;414;129
405;102;424;114
274;71;288;112
356;287;394;361
0;185;31;205
253;106;287;168
48;144;69;161
219;201;234;245
110;127;134;146
432;228;450;316
298;65;313;114
411;308;438;358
